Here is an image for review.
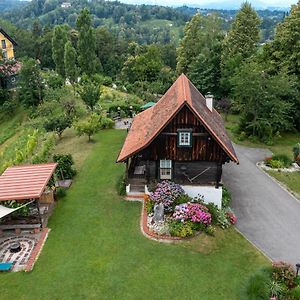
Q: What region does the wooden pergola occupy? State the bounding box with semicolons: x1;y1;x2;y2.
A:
0;163;57;229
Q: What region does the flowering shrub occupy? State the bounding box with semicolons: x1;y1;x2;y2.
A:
149;181;184;211
172;203;211;225
226;210;237;225
272;261;296;289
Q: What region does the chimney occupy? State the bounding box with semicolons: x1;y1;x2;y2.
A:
205;93;213;112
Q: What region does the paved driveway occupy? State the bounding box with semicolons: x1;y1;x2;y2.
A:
223;144;300;265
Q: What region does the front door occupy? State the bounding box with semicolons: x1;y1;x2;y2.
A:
160;159;172;180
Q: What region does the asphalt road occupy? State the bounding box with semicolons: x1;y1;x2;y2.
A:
223;144;300;265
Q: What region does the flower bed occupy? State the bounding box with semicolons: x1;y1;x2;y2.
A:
146;180;237;239
244;261;300;300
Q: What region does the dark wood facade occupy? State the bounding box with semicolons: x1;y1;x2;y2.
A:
127;104;229;187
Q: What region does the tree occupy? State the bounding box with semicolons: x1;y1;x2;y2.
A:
79;81;100;111
176;13;206;74
52;25;68;77
221;2;261;95
18;58;44;107
176;13;224;98
44;115;72;138
121;45;163;83
260;3;300;130
32;19;42;60
231;60;298;142
64;41;78;88
74;113;102;142
76;8;98;75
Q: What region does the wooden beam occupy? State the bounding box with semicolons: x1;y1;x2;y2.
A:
161;132;209;137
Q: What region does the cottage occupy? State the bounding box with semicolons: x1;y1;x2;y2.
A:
117;74;238;207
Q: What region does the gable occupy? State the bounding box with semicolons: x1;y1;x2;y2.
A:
0;29;17;47
140;104;231;162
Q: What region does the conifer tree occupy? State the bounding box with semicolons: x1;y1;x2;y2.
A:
64;41;78;88
52;25;68;77
76;8;98;75
221;2;261;95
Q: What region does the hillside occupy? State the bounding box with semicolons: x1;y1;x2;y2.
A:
0;0;286;44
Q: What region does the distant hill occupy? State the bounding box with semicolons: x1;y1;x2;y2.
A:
0;0;26;12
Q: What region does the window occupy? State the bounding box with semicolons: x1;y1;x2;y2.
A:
1;40;6;49
177;130;192;147
2;51;7;60
160;159;172;180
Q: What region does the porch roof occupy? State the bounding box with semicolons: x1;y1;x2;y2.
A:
0;163;57;201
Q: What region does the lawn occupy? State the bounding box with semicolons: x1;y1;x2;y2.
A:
267;170;300;197
0;130;268;299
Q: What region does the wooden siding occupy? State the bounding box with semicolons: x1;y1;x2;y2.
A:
139;105;229;163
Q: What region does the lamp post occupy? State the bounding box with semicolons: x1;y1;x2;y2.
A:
296;263;300;276
129;105;133;118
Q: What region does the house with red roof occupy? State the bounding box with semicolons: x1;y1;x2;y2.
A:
117;74;238;207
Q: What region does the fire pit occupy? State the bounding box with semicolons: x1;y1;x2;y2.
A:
10;242;22;253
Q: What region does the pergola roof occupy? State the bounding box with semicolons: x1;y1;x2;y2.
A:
0;163;57;201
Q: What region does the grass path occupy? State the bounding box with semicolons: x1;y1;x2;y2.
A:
0;130;268;299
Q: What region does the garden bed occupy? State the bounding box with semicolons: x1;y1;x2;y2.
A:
144;181;237;240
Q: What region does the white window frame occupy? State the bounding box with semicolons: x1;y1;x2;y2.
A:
160;159;172;180
178;131;191;147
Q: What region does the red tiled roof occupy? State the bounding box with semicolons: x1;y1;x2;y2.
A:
117;74;238;163
0;163;57;201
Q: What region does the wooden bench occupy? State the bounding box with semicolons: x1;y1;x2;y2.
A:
0;224;41;235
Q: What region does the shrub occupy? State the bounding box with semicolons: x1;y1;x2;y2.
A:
100;117;114;129
268;280;287;299
205;202;219;225
272;154;292;168
172;194;192;208
205;225;216;236
243;268;272;300
149;181;184;211
53;154;77;180
289;286;300;300
56;187;67;198
226;209;237;225
116;175;126;196
146;199;155;214
217;209;231;229
169;220;194;238
222;187;231;208
173;203;211;225
292;143;300;161
272;261;296;288
269;159;284;169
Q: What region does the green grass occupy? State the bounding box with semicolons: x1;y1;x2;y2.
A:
267;170;300;197
0;130;268;299
0;109;26;147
